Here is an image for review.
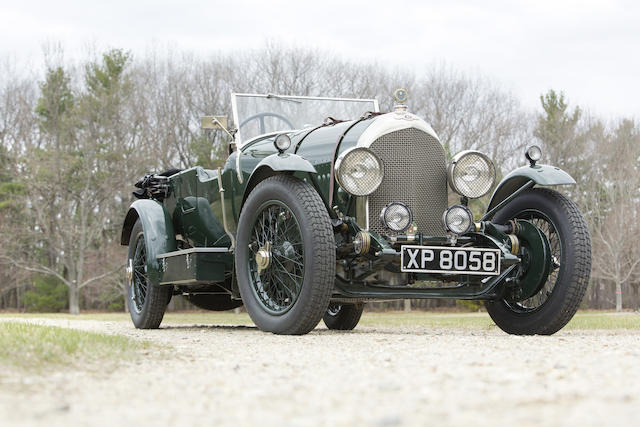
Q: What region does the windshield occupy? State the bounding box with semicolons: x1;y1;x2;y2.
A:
232;93;378;146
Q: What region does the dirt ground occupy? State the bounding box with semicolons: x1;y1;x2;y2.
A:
1;317;639;427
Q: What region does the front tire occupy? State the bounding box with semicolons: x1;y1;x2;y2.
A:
485;188;591;335
126;219;171;329
235;175;336;335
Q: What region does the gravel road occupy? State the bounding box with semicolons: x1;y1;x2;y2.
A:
1;317;639;427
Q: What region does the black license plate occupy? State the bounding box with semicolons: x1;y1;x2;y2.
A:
401;245;501;275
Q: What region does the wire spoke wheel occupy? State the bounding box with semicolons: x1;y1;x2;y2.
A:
485;188;591;335
131;233;149;314
235;175;335;335
126;219;171;329
506;210;562;312
248;201;305;315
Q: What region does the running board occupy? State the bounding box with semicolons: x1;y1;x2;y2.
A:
157;247;232;285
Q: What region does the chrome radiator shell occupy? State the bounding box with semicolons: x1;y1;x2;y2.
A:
367;128;448;236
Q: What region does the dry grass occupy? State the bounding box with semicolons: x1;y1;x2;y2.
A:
0;322;152;372
1;310;639;330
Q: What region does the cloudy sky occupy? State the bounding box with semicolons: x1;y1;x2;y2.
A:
1;0;638;118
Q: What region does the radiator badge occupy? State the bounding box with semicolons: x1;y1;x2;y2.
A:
393;88;416;120
394;88;408;104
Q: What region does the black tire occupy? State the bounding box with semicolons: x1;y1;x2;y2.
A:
235;175;336;335
126;219;172;329
485;188;591;335
323;303;364;330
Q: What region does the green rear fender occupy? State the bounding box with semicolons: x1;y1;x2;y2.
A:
487;164;576;211
121;199;177;283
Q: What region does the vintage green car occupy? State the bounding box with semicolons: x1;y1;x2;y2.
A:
121;90;591;335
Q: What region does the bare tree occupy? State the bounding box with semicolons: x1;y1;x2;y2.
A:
0;59;38;310
588;119;640;311
3;50;134;313
5;43;637;313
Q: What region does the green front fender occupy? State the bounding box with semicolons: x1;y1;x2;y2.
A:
242;152;317;203
487;164;576;211
254;152;317;175
121;199;177;283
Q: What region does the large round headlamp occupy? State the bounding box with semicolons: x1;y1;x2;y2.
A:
448;150;496;198
334;147;384;196
380;202;412;232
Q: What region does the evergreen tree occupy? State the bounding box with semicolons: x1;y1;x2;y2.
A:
16;50;133;314
534;90;586;177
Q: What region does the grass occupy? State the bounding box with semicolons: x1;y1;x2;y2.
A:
360;312;496;329
0;322;152;372
0;311;254;325
1;310;639;330
561;312;640;330
360;311;640;330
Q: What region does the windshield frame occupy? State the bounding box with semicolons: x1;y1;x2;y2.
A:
231;93;379;148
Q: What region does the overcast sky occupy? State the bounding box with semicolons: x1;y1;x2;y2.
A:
1;0;638;119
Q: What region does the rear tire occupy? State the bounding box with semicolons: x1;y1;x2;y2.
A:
485;188;591;335
323;303;364;330
127;219;171;329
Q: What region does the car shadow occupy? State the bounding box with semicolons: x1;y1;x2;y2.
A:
160;324;258;331
158;323;449;336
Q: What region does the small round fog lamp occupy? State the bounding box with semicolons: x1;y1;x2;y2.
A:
525;145;542;165
274;134;291;153
380;202;412;232
443;205;473;235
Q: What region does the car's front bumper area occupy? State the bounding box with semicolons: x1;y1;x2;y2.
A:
333;219;535;301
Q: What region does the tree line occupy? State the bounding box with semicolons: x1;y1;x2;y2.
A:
0;44;638;313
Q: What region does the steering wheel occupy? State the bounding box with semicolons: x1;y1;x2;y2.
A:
239;112;294;135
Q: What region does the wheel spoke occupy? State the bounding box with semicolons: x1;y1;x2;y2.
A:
274;252;304;268
272;256;303;281
130;234;149;314
247;201;305;315
507;211;562;312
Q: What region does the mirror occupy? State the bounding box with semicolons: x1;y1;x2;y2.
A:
201;116;228;130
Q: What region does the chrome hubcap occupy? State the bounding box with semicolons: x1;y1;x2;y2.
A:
255;242;272;273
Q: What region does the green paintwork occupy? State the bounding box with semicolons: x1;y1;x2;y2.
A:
225;119;374;219
119;105;581;302
158;249;231;285
241;152;318;207
164;167;231;247
513;220;552;300
122;199;177;283
487;164;576;211
254;152;317;174
294;119;373;216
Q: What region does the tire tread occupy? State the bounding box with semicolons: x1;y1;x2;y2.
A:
486;188;591;335
127;220;171;329
237;175;336;335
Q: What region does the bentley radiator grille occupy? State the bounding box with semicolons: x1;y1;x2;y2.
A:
368;128;447;236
